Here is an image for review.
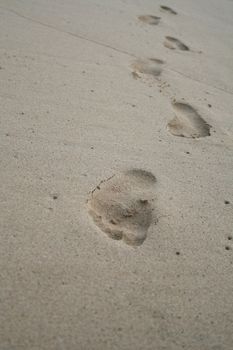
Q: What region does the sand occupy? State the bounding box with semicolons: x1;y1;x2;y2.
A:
0;0;233;349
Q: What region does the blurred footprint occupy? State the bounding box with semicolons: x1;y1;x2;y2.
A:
164;36;189;51
138;15;161;25
87;169;156;246
131;58;164;77
160;5;177;15
167;102;211;138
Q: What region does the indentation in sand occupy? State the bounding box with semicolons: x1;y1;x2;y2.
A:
164;36;189;51
87;169;156;246
131;58;164;77
138;15;161;25
160;5;177;15
167;102;211;138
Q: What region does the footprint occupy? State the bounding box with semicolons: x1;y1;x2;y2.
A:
160;5;177;15
131;58;164;77
167;102;211;138
164;36;189;51
87;169;156;246
138;15;161;25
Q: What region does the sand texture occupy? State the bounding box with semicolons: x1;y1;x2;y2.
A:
0;0;233;349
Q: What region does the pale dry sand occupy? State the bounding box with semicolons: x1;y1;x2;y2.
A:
0;0;233;349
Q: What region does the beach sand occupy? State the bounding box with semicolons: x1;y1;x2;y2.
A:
0;0;233;349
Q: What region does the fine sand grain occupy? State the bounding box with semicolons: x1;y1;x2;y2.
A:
0;0;233;349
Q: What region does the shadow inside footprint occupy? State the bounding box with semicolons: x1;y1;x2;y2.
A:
87;169;156;246
138;15;161;25
131;58;164;77
164;36;189;51
160;5;177;15
167;102;211;138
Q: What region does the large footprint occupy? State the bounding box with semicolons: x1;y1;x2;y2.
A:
160;5;177;15
87;169;156;246
164;36;189;51
167;102;211;138
131;58;164;77
138;15;161;25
